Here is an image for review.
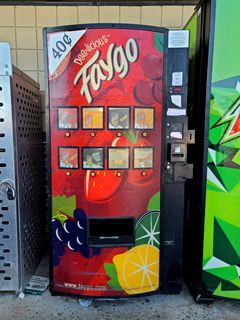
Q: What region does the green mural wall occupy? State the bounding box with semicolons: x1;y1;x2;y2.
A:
202;0;240;299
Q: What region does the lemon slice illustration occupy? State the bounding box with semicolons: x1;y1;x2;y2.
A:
113;244;159;295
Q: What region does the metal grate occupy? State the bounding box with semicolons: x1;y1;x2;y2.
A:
13;72;46;290
15;83;42;140
0;46;45;292
0;74;19;290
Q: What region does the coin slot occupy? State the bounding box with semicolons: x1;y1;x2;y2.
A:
172;153;184;158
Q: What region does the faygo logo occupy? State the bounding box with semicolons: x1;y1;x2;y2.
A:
73;38;139;103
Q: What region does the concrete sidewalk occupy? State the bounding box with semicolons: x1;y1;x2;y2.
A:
0;256;239;320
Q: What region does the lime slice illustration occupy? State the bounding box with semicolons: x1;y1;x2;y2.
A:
135;210;160;248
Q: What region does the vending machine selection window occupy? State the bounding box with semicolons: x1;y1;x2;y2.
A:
108;147;130;169
134;107;155;129
133;147;154;169
57;107;79;130
58;147;79;169
82;107;104;129
82;147;104;169
108;107;130;130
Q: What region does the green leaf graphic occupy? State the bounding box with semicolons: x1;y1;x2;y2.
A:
104;263;122;291
52;195;76;223
123;130;139;144
154;33;164;52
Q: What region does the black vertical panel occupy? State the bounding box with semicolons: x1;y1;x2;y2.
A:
160;181;185;293
184;0;216;302
160;34;190;293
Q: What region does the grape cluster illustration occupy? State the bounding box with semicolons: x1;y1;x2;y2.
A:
52;208;100;266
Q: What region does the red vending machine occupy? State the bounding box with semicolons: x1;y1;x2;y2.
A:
43;24;192;298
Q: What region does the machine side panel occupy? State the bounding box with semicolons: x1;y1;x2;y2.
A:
0;74;19;291
202;0;240;299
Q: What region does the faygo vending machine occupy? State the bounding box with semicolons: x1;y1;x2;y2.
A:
43;24;193;298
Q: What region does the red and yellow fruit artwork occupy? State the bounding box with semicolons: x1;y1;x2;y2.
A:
113;244;159;295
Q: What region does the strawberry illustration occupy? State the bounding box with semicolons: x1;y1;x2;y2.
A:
116;131;156;187
84;130;157;203
84;135;128;203
84;169;127;203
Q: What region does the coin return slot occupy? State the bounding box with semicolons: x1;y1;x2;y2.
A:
88;218;135;247
170;144;186;162
172;153;184;158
